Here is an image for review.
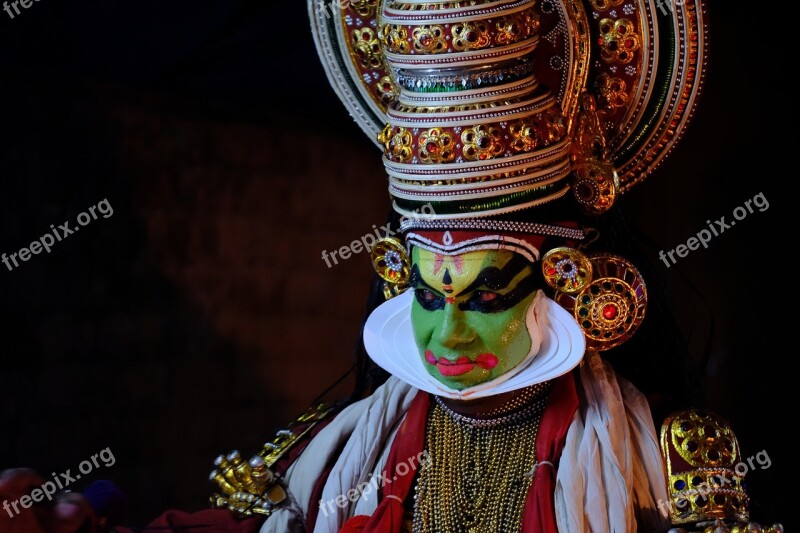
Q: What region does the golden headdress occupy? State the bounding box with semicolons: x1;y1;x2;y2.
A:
309;0;707;218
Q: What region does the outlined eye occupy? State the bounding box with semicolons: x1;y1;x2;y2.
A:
414;288;444;311
476;291;499;302
460;289;508;313
419;289;438;302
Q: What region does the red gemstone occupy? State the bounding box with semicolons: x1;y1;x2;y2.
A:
602;304;618;320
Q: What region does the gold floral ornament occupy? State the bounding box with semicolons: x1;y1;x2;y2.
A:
350;0;377;18
418;128;455;164
370;237;411;299
375;75;398;106
590;0;623;10
598;18;640;64
461;124;504;161
451;20;491;51
509;119;540;153
495;10;539;46
379;124;413;163
351;28;382;70
412;25;447;53
595;73;629;110
544;108;567;145
541;247;593;294
381;24;409;54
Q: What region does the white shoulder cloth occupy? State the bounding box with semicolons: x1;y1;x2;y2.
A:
259;376;417;533
555;350;671;533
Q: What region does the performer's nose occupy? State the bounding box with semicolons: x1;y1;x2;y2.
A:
434;303;475;348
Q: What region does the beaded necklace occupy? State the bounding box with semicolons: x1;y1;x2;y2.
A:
412;382;551;532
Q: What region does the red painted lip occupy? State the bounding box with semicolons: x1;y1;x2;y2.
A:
474;353;499;369
425;350;498;377
437;356;474;376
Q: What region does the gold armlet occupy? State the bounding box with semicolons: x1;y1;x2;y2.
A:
660;409;783;533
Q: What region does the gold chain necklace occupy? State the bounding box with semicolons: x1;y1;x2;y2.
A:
412;383;551;533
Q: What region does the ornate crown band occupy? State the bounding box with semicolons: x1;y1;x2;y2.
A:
400;217;586;240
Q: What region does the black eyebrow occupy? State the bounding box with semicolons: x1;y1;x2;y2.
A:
455;254;531;297
409;264;440;293
458;272;537;313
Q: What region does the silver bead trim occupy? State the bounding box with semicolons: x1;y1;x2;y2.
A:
433;391;549;429
400;218;586;240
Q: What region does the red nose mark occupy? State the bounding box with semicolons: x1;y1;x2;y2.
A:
602;304;618;320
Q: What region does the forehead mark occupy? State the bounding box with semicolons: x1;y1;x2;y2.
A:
433;253;463;276
415;248;520;296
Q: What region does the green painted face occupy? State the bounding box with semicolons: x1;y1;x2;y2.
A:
410;247;539;390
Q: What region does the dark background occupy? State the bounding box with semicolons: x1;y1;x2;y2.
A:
0;0;791;529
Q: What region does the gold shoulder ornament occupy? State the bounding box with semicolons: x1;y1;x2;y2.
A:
209;402;337;518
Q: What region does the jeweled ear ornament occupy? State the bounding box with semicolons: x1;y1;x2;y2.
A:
541;247;593;294
542;249;646;351
369;237;411;300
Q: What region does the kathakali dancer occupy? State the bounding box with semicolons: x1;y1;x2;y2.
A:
0;0;784;532
209;0;784;531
